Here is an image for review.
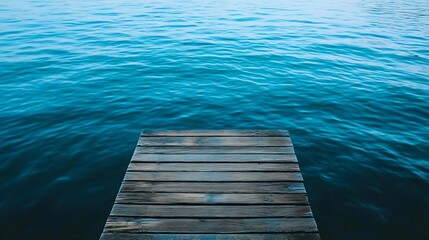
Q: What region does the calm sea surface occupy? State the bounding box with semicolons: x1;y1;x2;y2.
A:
0;0;428;239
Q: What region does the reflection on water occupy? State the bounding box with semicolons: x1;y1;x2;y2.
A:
0;0;428;239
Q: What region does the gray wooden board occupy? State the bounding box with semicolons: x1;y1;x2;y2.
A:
138;136;292;147
104;217;318;233
115;193;309;205
119;182;307;194
134;146;294;154
101;233;321;240
141;130;290;137
127;163;300;172
101;130;320;239
132;154;297;162
110;205;313;217
124;172;303;182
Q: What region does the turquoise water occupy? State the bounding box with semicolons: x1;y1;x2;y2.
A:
1;0;428;239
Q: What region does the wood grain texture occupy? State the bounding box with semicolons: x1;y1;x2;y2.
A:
119;182;307;194
141;130;290;137
104;217;318;233
101;130;319;240
110;205;313;217
134;146;294;154
115;193;309;205
124;172;303;182
132;154;297;162
127;163;300;172
138;136;292;147
101;233;321;240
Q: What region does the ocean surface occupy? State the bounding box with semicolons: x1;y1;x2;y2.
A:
0;0;428;239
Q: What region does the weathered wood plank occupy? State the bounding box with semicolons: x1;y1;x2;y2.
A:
138;137;292;147
115;193;308;205
127;163;300;172
101;130;320;239
110;205;312;218
124;172;303;182
141;130;289;137
134;146;294;154
132;154;297;162
101;233;321;240
104;217;318;233
120;182;306;194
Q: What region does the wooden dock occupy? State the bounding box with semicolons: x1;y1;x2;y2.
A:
100;130;320;240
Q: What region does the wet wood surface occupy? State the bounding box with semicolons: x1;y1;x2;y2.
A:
100;130;320;240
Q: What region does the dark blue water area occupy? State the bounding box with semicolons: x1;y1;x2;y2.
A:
0;0;428;239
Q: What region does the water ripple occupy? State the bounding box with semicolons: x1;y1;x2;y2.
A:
0;0;429;239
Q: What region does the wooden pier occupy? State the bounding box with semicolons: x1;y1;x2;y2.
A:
100;130;320;240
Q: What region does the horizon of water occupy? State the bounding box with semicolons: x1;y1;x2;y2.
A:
0;0;428;239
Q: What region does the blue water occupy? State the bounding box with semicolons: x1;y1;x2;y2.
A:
1;0;428;239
